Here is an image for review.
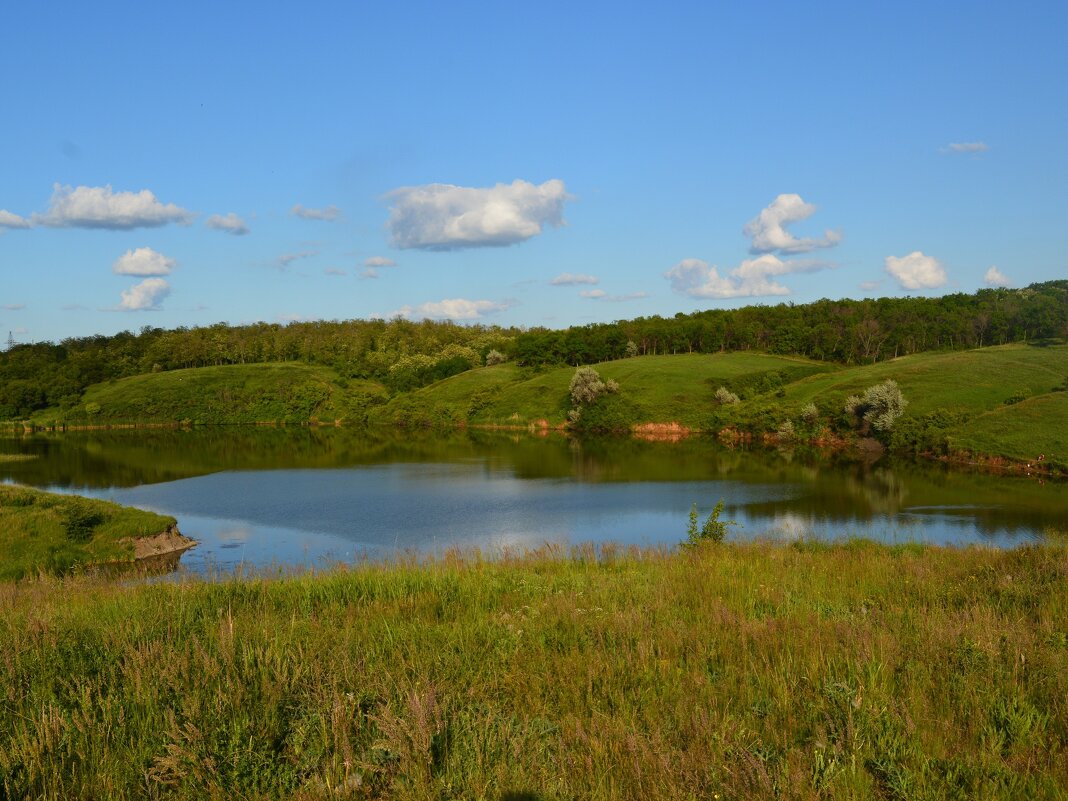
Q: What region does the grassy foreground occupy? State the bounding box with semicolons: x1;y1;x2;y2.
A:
0;484;176;580
2;542;1066;799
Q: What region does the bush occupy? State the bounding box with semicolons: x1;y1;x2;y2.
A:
569;367;618;407
1004;389;1031;405
776;420;795;441
715;387;740;405
64;500;105;543
484;349;507;366
625;341;639;358
570;393;638;434
800;402;819;425
844;380;908;436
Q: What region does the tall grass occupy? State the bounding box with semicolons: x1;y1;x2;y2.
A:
1;541;1066;799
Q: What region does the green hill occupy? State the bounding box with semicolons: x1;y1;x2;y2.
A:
31;363;388;426
378;353;837;429
17;344;1068;469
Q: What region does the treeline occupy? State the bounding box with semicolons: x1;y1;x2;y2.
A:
1;282;1065;420
0;319;516;419
513;282;1068;366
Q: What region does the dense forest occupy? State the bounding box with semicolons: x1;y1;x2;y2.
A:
1;281;1065;420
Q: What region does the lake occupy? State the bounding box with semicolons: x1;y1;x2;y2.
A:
1;427;1064;573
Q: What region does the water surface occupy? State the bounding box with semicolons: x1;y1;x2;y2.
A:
2;427;1063;573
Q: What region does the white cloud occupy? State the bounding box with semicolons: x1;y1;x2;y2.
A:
551;272;599;286
34;184;192;229
1;304;25;311
324;268;347;276
385;179;570;250
364;256;396;268
0;210;30;229
884;251;947;290
291;204;341;221
859;280;883;292
944;142;989;154
390;298;513;320
112;247;176;276
984;265;1011;287
743;194;841;255
665;254;832;299
117;278;170;311
361;268;379;279
206;212;249;235
62;303;88;311
580;289;607;298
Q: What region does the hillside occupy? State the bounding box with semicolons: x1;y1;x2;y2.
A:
29;363;388;426
378;353;837;429
14;344;1068;470
379;344;1068;468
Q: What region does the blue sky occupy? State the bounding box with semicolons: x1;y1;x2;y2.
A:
2;1;1066;342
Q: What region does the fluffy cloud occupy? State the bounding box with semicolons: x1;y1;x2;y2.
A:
206;212;250;235
666;255;832;299
1;303;25;311
984;266;1011;287
0;210;30;229
944;142;989;154
34;184;192;229
390;298;512;320
117;278;170;311
552;272;599;286
112;247;176;276
580;289;607;298
364;256;396;268
859;280;883;292
884;251;947;290
361;268;379;279
291;204;341;221
743;194;841;255
385;179;569;250
324;268;347;276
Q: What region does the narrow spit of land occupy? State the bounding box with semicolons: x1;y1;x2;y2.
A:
1;541;1066;800
0;484;191;580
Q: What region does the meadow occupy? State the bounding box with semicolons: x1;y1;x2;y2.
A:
1;540;1066;799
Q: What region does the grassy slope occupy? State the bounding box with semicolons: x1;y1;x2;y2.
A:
950;390;1068;463
770;344;1068;417
1;542;1066;799
17;345;1067;465
381;353;837;428
31;363;388;425
0;484;176;580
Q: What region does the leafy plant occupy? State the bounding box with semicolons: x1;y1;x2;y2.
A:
683;499;737;547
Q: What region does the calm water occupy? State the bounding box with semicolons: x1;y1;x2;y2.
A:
2;427;1064;573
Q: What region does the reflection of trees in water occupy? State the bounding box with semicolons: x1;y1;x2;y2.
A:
854;467;908;516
